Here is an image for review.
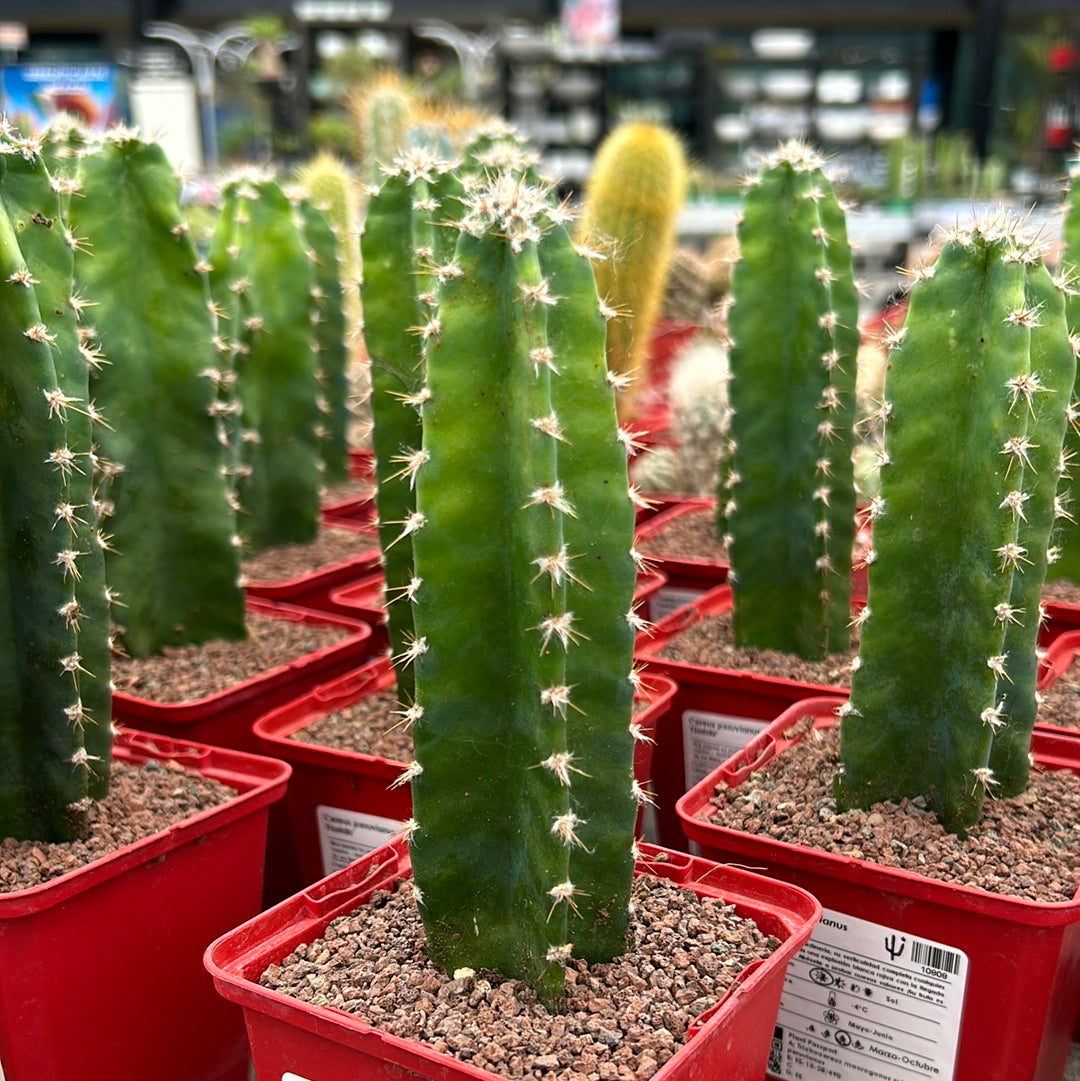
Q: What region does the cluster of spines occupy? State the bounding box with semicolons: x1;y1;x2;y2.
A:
365;156;644;1004
840;213;1076;834
0;126;112;840
723;139;859;659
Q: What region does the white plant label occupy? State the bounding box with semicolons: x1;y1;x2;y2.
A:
283;1074;313;1081
649;586;706;623
768;907;967;1081
316;805;404;876
682;708;766;788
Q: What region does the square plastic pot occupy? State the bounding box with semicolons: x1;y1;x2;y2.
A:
252;657;679;885
639;587;1064;849
677;697;1080;1081
244;522;381;612
636;583;847;849
0;730;289;1081
111;597;375;756
634;496;728;586
205;838;821;1081
110;601;373;906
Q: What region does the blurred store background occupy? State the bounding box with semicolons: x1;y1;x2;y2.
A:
1;0;1077;304
0;1;1075;188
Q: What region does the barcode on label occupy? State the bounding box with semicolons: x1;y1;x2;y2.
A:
767;1026;784;1074
911;940;961;975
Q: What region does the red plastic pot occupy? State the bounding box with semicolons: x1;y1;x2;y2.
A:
634;495;727;580
0;729;289;1081
320;490;375;529
1035;630;1080;743
1042;594;1080;643
205;837;820;1081
637;583;848;848
112;597;375;756
111;600;373;905
677;697;1080;1081
252;657;679;884
244;522;382;611
639;585;1065;848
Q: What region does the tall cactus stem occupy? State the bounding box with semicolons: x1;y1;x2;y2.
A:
725;140;859;659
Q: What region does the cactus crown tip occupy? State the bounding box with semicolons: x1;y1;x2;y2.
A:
766;137;826;172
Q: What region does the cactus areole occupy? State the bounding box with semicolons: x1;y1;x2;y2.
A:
839;215;1076;836
373;167;641;1006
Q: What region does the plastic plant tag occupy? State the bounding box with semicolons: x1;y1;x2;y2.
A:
317;805;405;877
768;907;967;1081
651;586;708;623
682;709;767;789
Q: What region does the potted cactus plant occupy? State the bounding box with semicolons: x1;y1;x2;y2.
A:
677;212;1080;1081
206;157;822;1080
0;125;291;1081
244;141;675;887
50;130;373;758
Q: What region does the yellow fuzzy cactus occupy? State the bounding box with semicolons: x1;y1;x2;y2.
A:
576;121;688;420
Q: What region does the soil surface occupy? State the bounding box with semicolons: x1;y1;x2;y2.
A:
289;688;413;761
654;605;857;688
704;717;1080;904
242;525;377;585
260;866;780;1080
290;690;650;761
636;507;727;564
111;614;352;702
0;757;234;893
321;478;375;507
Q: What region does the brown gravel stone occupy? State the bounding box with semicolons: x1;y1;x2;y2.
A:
704;718;1080;904
260;872;780;1080
636;507;727;564
111;614;353;702
242;526;377;585
0;757;234;893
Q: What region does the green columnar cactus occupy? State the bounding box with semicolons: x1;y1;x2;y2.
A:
1047;156;1080;582
538;215;640;963
294;193;351;485
359;149;463;703
724;140;860;659
2;130;112;798
67;130;247;658
402;172;639;1005
839;217;1075;835
576;121;688;420
209;171;322;552
0;131;112;840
